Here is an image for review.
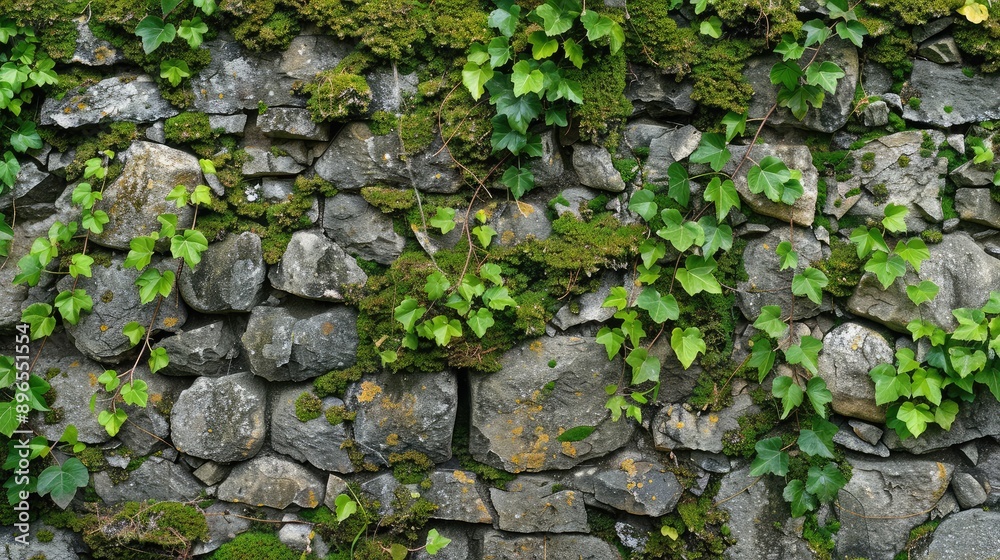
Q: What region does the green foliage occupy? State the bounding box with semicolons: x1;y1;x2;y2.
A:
299;70;372;122
84;501;209;560
295;391;323;422
209;531;304;560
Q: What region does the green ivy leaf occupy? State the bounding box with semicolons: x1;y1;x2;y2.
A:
158;214;177;238
626;347;661;385
689;133;730;172
616;310;646;347
835;19;867;48
906;280;939;306
770;61;804;91
36;458;89;509
335;493;358;522
975;366;1000;400
802;20;832;47
882;203;909;233
720;111;747;143
424;272;450;301
785;335;822;375
97;408;127;436
870;363;909;405
462;61;493;101
123;321;145;347
774;241;799;271
457;275;485;302
667;162;690;207
953;308;988;342
753;306;788;340
511;60;545;96
429;207;456;234
563;38;584;69
488;3;520;37
602;286;629;311
21;302;54;340
894;238;930;273
774;34;805;61
657;209;704;252
629;189;658;222
148;346;169;374
636;287;679;324
135;16;176;54
472;225;497;248
798;428;835;458
501;164;535;199
479;263;503;286
907;319;945;345
72;183;101;211
537;1;579;36
10;120;42;153
81;209;109;234
698;216;733;258
528;30;559;59
949;346;987;377
784;479;818;517
121;379;149;407
750;437;789;476
699;15;723;38
13;254;43;286
135;269;175;304
805;377;833;418
159;58;190;87
865;251;907;289
0;151;19;189
910;368;943;405
191;185;212;206
445;293;471;317
747;156;790;202
791;267;828;305
170;229;209;268
703;177;740;222
69;253;94;278
806;463;847;503
804;61;845;94
670;327;706;369
934;400;959;430
639;238;666;269
0;357;15;389
596;326;625;360
772;375;804;419
424;315;463;346
896;401;934;438
675;255;721;296
467;308;495;338
124;236;156;270
483;286;517;310
54;289;93;325
425;528;451;555
778;83;824;120
849;225;889;259
749;339;777;382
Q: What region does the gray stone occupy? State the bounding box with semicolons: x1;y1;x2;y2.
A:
241;301;358;381
242;146;307;177
862;62;893;96
951;472;987;509
833;426;891;457
488;200;552;246
92;141;199;250
836;454;955;560
883;93;903;112
278;514;316;552
745;38;859;133
422;470;494;524
952;161;999;187
849;419;884;445
552;271;633;331
218;453;325;509
530;130;565;187
270;384;354;473
268;229;367;301
179;231;268;313
145;120;166;143
209;114;248;135
191;35;303;113
348;370;457;465
490;477;588;533
359;472;403;516
552;186;599;217
727;143;820;227
622;120;673;151
918;36;962;64
882;394;1000;454
261;178;295;202
737;227;825;321
653;394;757;454
572;144;626;192
58;255;187;363
912;508;1000;560
155;319;239;376
956;188;1000;228
191;502;258;555
323;475;349;510
863;100;890;127
479;529;622;560
626;65;695;116
257;108;330;141
848;232;1000;332
116;367;188;455
279;34;352;80
904;60;1000;127
29;334;111;444
193;462;231;486
644;125;701;184
691;451;732;473
366;68;419;114
6;522;83;560
470;336;636;473
93;457;203;504
71;20;123;66
912;17;955;43
0;162;62;220
322;193;406;264
817;322;893;423
41;75;178;128
170;372;267;463
958;441;979;465
413;525;473;560
580;458;683;516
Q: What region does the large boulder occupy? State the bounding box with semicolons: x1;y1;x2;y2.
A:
848;232;1000;332
421;470;494;524
322;193;406;265
170;372;267;463
241;300;358;382
267;229;367;301
912;509;1000;560
903;60;1000;127
178;231;268;313
40;75;178;128
270;384;354;473
572;453;683;517
470;336;636;473
816;322;894;423
217;454;324;509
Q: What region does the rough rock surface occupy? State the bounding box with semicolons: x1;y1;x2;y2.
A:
154;319;239;376
178;231;268;313
955;188;1000;228
912;509;1000;559
573;455;683;517
41;75;178;128
489;200;553;246
93;457;203;504
256;107;330;141
30;334;112;444
268;229;367;301
737;227;826;320
170;372;267;463
490;477;589;533
572;144;626;192
217;454;324;509
653;394;758;454
817;322;894;423
726;143;820;227
191;36;303;113
421;470;494;524
903;60;1000;126
322;193;406;264
270;384;354;473
478;529;622;560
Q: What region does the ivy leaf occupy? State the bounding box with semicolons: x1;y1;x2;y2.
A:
426;315;463;346
806;463;847;503
148;346;170;374
804;61;845;94
483;286;517;310
907;319;946;345
976;366;1000;400
689;132;730;172
22;302;55;340
910;368;943;405
488;3;520;37
667;162;690;207
675;255;721;296
135;269;175;304
637;263;662;284
501;164;535;199
776;241;798;271
123;322;145;347
747;156;790;202
785;335;822;375
629;189;658;221
703;177;740;222
124;236;155;270
894;238;930;273
616;310;646;347
596;326;625;360
698;216;733;258
626;348;661;385
949;346;987;377
429;207;456;234
896;348;921;374
335;493;357;522
750;437;789;477
772;375;804;419
81;209;110;234
784;479;818;517
457;275;485;302
563;38;584;69
778;84;824;120
170;229;209;268
849;225;889;259
699;15;722;38
637;239;665;270
749;339;777;382
720;111;747;143
774;34;805;61
54;289;93;325
528;30;559;60
36;458;89;509
467;308;495;338
511;60;544;96
135;16;176;54
670;327;706;369
472;225;497;248
906;280;939;306
602;286;629;311
805;377;833;418
479;263;503;285
792;267;828;305
770;61;804;91
10;120;42;153
835;20;867;48
69;253;94;278
424;272;450;301
636;287;679;324
952;308;988;342
865;251;907;289
0;151;19;189
934;400;959;430
425;528;452;555
159;58;189;86
657;209;704;252
121;379;149;407
798;428;835;459
96;408;127;436
537;1;579;36
445;293;471;317
13;254;43;286
462;62;493;101
896;401;934;438
882;203;909;233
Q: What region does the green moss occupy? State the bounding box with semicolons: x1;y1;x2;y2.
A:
389;450;433;484
621;0;698;75
568;47;632;146
641;484;732;559
722;408;780;457
36;529;54;542
361;186;417;213
295;391;323;422
803;513;840;560
613;158;639;184
209;531;310;560
77;446;107;471
299;70;372;122
2;0;82;61
869;182;890;205
163;112;214;144
225;0;300;52
64;122;138;181
83;501;208;560
908;97;922;109
325;404;356;425
712;0;800;41
920;229;943;244
954;6;1000;72
897;155;911;167
863;0;962;25
315;365;366;398
290;0;428;61
369;111;398;136
815;237;865;298
690;37;762;114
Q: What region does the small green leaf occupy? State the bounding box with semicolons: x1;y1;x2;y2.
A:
135;269;175;304
601;286;629;312
896;401;934;438
335;494;358;522
871;363;912;404
36;458;89;509
171;229;209;268
121;379;149;407
501;164;535;199
791;267;828;305
804;61;845;94
563;38;584;69
123;322;145;347
747;156;791;202
774;34;805;60
124;236;156;270
699;15;722;38
199;158;216;175
467;308;495;338
558;425;596;442
805;377;833;418
159;58;190;86
81;209;110;234
798;428;835;458
720;111;747;142
906;280;939;306
675;255;722;296
952;308;988;342
750;437;789;476
379;349;397;366
148;346;169;374
639;238;666;269
97;408;127;437
671;327;706;369
849;226;889;259
596;326;625;360
770;61;803;91
462;62;493;101
882;203;909;233
472;225;497;248
689;133;731;172
511;60;544;96
749;339;776;382
772;375;804;419
425;528;451;555
429;207;456;234
667;162;690;207
801;19;831;46
775;241;798;271
754;305;788;339
483;286;517;310
636;287;679;324
528;30;559;59
424;272;450;301
910;368;943;405
949;346;987;377
135;16;176;54
934;400;959;431
54;289;93;325
629;189;658;222
13;254;44;286
22;302;55;340
835;19;867;48
538;1;579;36
616;310;646;347
657;209;704;252
806;463;847;503
784;479;818;517
626;347;661;385
894;238;930;273
865;251;907;290
69;253;94;278
785;335;823;375
703;177;740;222
479;263;503;285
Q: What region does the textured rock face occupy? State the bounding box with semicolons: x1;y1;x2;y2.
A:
170;372;267;462
154;319;239;376
470;337;636;472
572;144;626;192
478;530;622;560
270;384;354;473
912;509;1000;560
727;143;820;227
217;454;324;509
421;470;494;524
904;60;1000;126
40;75;178;128
93;457;204;504
30;334;113;444
322;193;406;264
191;36;303;113
817;322;894;423
267;229;367;301
490;477;588;533
738;227;826;321
653;394;758;454
178;231;268;313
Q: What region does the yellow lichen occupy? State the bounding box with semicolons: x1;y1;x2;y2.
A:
357;381;383;403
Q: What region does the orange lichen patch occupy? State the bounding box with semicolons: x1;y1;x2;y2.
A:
386;433;400;446
676;421;685;429
357;381;383;403
500;230;516;245
511;425;524;436
620;458;638;477
307;490;319;508
515;200;536;216
565;491;576;506
88;372;98;386
162;317;178;328
709;414;720;424
528;340;544;353
510;451;546;471
149;393;163;406
321;322;335;336
626;481;636;490
560;441;577;457
70;361;80;368
453;470;475;484
99;324;109;332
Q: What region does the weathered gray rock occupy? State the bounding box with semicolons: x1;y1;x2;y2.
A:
746;38;859;133
470;337;636;472
644;125;701;184
904;60;1000;126
241;301;358;381
116;366;188;455
726;143;820;227
279;34;352;80
572;144;626;192
836;454;955;560
737;227;825;321
193;462;231;486
530;130;565;187
653;394;758;454
552;186;599;217
170;372;267;463
490;477;588;533
209;114;248;135
834;426;891;457
882;393;1000;454
191;36;303;113
552;271;631;331
71;21;123;66
422;470;494;524
844;130;947;232
918;36;961;64
270;384;354;473
626;65;695;116
348;370;457;465
257;107;330;141
278;514;320;553
323;475;349;511
41;75;178;128
574;457;683;516
191;503;258;556
314;122;463;193
359;472;402;515
30;334;111;444
154;319;239;376
242;146;307;177
817;322;893;423
366;68;419;114
179;231;268;313
912;508;1000;560
58;255;187;363
91;141;199;250
93;457;203;504
863;100;890;127
479;529;622;560
322;193;405;264
217;453;324;509
623;120;673;151
952;161;998;187
950;472;987;509
9;522;83;560
912;17;955;43
848;232;1000;332
413;525;473;560
488;200;552;246
717;464;817;560
0;161;62;220
956;188;1000;228
268;230;367;301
